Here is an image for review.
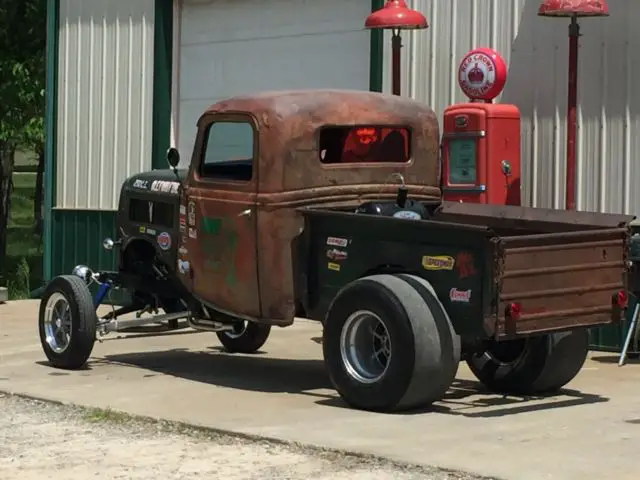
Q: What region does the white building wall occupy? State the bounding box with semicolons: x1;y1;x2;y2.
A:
56;0;155;210
392;0;640;215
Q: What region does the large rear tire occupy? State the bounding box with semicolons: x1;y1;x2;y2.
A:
322;273;460;412
216;321;271;353
38;275;97;370
527;329;589;392
466;329;589;395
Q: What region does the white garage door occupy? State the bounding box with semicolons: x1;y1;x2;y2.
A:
176;0;372;161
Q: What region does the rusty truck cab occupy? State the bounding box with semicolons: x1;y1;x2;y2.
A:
179;89;443;327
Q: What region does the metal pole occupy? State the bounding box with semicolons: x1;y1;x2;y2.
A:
566;16;580;210
391;30;402;96
619;301;640;367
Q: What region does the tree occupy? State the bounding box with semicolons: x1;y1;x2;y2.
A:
0;0;46;265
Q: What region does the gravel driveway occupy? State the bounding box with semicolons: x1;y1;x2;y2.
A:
0;394;487;480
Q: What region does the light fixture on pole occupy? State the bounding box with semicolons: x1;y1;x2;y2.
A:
537;0;609;210
365;1;428;96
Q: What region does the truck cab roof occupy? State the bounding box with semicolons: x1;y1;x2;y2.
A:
188;89;442;198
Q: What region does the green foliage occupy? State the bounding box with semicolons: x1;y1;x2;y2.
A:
3;173;43;298
7;257;31;299
0;0;46;280
0;0;47;148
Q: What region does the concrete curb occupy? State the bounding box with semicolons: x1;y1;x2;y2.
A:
0;389;498;480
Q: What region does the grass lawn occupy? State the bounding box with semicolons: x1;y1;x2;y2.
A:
3;172;43;299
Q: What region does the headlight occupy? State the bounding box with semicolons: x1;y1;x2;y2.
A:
71;265;94;284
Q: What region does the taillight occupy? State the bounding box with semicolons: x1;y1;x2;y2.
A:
505;302;522;320
614;290;628;309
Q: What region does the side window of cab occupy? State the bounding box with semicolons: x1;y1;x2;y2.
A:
199;120;255;182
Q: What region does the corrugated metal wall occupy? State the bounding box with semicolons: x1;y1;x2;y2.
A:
391;0;640;215
56;0;155;210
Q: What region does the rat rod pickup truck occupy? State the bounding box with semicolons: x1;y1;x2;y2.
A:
38;89;634;412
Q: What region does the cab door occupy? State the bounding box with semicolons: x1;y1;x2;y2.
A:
180;114;261;318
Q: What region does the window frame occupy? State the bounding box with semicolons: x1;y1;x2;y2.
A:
316;124;414;168
194;114;258;186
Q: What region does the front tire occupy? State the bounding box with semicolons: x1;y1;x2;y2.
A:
216;321;271;353
38;275;97;370
323;274;460;413
466;329;589;395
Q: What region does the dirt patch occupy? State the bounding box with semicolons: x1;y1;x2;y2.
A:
0;394;489;480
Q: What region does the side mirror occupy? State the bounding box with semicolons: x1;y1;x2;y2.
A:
166;147;180;169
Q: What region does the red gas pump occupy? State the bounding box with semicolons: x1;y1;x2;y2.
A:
442;48;521;206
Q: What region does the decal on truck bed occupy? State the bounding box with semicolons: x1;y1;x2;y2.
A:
326;249;348;261
326;236;349;247
422;255;455;271
455;252;477;279
449;288;472;303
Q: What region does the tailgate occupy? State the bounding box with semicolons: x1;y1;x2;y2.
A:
495;227;629;338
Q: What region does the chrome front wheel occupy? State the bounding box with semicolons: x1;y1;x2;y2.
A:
42;293;73;354
38;275;98;370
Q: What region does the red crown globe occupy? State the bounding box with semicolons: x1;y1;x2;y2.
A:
538;0;609;17
467;63;485;85
365;0;428;30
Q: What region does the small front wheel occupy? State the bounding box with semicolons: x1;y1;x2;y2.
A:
216;321;271;353
38;275;98;369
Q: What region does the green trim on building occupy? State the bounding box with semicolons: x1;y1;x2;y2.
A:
43;0;59;283
43;0;174;286
151;0;174;170
50;209;129;304
369;0;384;92
50;210;118;276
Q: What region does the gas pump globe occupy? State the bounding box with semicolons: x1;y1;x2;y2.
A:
441;48;522;206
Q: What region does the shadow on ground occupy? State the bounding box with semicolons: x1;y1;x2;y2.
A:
97;345;609;417
591;354;640;365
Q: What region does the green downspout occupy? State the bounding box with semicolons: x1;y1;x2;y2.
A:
38;0;59;296
369;0;384;92
151;0;174;170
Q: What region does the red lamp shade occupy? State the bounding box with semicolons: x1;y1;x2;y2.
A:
365;0;428;30
538;0;609;17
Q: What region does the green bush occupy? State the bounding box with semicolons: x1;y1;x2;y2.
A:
7;257;31;299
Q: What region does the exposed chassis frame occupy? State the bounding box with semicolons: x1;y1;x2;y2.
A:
69;265;235;338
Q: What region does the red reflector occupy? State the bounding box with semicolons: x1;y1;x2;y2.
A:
615;290;628;308
506;302;522;320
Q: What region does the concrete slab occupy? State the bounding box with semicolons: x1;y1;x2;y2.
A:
1;299;640;480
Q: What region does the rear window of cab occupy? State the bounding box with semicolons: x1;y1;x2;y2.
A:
319;125;412;165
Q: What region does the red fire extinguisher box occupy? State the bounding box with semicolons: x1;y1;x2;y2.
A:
441;102;521;206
